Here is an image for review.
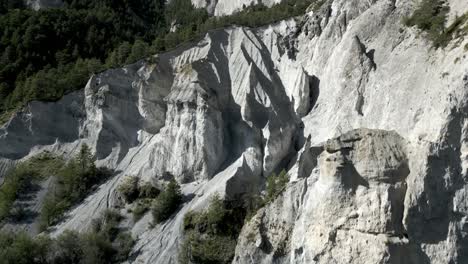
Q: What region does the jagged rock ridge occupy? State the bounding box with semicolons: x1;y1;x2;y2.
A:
0;0;468;263
26;0;63;10
191;0;283;16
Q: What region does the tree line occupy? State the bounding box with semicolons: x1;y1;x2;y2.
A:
0;0;319;121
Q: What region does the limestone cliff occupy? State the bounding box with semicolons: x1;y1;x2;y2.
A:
1;0;468;263
26;0;63;10
191;0;283;16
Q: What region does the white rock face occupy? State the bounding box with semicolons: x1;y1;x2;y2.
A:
0;20;302;263
235;129;413;263
233;0;468;262
26;0;63;10
191;0;282;16
1;0;468;263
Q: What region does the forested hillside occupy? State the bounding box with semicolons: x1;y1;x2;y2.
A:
0;0;315;122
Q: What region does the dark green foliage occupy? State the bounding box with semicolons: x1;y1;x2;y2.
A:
132;198;153;221
52;229;123;264
0;153;64;221
39;144;113;230
404;0;449;33
117;176;139;203
0;210;134;263
180;170;290;263
404;0;467;48
265;169;289;203
180;194;246;264
95;209;124;241
0;231;50;264
202;0;315;29
113;232;135;262
243;194;266;221
61;210;133;264
52;231;83;263
0;0;165;114
14;58;105;104
125;40;151;64
151;179;182;223
307;0;326;12
77;232;115;264
180;232;237;264
138;182;160;199
0;0;25;14
242;170;289;221
118;177;160;204
161;0;318;51
117;177;160;221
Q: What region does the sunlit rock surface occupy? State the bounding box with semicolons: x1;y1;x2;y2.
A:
1;0;468;263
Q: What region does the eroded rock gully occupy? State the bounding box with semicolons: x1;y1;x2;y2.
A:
1;0;468;263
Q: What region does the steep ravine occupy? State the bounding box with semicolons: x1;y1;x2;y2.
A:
1;0;468;263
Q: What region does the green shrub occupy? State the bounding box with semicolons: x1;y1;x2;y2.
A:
52;230;83;263
113;232;135;262
118;177;160;204
117;177;139;203
403;0;468;47
240;170;289;221
54;210;133;263
182;210;198;230
180;194;246;264
80;232;116;264
180;232;237;264
53;229;117;264
138;182;160;199
265;169;289;203
0;231;50;264
132;199;152;222
0;153;64;221
99;209;123;240
117;177;160;221
39;144;114;231
244;194;265;221
0;210;134;263
403;0;448;32
152;179;182;223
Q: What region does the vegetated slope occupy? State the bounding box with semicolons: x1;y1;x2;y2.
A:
0;0;467;263
0;0;165;120
0;0;314;123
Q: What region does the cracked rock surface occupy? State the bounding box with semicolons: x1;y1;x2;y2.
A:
1;0;468;263
235;129;413;263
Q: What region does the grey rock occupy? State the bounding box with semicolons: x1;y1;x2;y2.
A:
26;0;63;10
191;0;283;16
0;0;468;263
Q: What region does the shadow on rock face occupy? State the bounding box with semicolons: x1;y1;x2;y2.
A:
0;92;84;160
404;105;468;261
309;75;320;114
341;161;370;192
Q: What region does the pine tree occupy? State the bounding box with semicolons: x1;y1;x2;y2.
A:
152;179;182;223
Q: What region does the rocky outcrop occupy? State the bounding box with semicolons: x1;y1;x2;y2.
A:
0;91;84;160
1;0;468;263
0;22;303;262
235;124;468;264
232;0;468;262
191;0;282;16
234;129;413;263
26;0;63;10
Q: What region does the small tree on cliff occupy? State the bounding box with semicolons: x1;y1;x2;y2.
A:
152;179;182;223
